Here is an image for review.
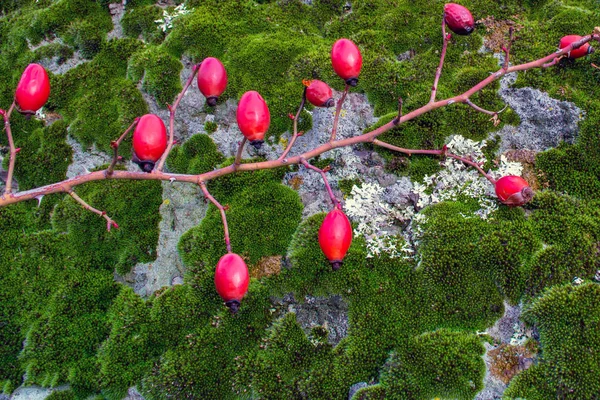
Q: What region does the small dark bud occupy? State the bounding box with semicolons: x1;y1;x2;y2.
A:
133;159;155;173
324;98;335;107
226;300;241;314
206;97;218;107
345;77;359;87
331;261;342;271
250;140;264;149
589;46;595;54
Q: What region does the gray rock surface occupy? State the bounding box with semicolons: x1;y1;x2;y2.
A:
492;53;583;153
66;135;139;179
8;385;69;400
348;382;370;399
107;2;126;40
29;39;86;76
123;387;145;400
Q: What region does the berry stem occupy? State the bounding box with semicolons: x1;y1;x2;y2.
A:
279;87;307;161
199;181;232;253
1;101;16;195
106;118;140;176
329;84;348;143
155;63;201;172
68;190;118;231
299;157;340;208
430;16;450;104
234;137;247;170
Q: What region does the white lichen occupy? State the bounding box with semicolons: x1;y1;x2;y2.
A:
155;4;191;33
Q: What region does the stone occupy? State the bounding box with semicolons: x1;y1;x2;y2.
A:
348;382;370;399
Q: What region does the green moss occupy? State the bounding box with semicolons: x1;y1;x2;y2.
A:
127;45;182;107
204;120;218;134
165;133;224;174
338;178;362;197
45;390;76;400
31;43;74;64
121;5;164;44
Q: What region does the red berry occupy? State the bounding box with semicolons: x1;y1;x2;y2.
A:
236;91;270;149
444;3;475;36
318;208;353;270
331;39;362;87
214;253;249;313
15;63;50;115
197;57;227;106
559;35;594;59
495;176;534;207
304;79;334;108
132;114;167;172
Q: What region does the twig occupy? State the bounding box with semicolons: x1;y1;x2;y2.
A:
199;181;232;253
155;63;201;172
107;118;139;176
502;27;514;72
68;190;119;231
430;16;451;104
542;55;564;69
392;97;403;125
279;87;307;161
0;102;16;195
464;99;507;126
299;157;340;208
234;137;247;170
330;84;348;143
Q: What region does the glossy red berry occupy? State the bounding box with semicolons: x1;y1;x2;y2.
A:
214;253;250;313
495;176;534;207
444;3;475;36
132;114;167;172
15;63;50;115
237;91;270;149
559;35;594;59
304;79;334;108
331;39;362;87
319;207;353;270
197;57;227;107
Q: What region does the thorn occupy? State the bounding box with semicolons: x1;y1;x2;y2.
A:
288;113;295;120
110;141;118;148
323;165;332;172
117;156;123;161
223;204;230;211
446;33;452;40
35;195;44;207
297;131;304;136
169;177;176;183
15;148;21;153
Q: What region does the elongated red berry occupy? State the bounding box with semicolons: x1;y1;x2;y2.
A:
215;253;249;313
132;114;167;172
319;207;353;270
197;57;227;106
444;3;475;36
15;63;50;115
237;91;270;149
304;79;334;108
559;35;594;59
495;176;534;207
331;39;362;87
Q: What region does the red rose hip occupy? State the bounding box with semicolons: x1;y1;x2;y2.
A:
304;79;334;108
132;114;167;172
495;176;534;207
237;91;270;149
15;63;50;115
197;57;227;106
319;207;353;270
444;3;475;36
559;35;594;59
214;253;250;313
331;39;362;87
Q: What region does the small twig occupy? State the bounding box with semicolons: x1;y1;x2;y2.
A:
234;137;247;170
279;87;307;161
392;97;403;125
502;27;514;72
107;118;139;176
591;63;600;70
199;181;232;253
430;16;451;104
299;157;340;208
155;63;201;172
330;85;349;143
1;102;16;195
542;55;564;69
464;99;507;126
68;190;119;231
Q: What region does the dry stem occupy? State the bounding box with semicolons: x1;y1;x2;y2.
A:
68;190;119;231
199;181;232;253
279;87;307;161
299;157;340;208
329;84;348;143
430;17;451;103
107;118;139;176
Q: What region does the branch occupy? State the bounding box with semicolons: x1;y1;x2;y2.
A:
107;118;139;176
1;102;17;194
1;33;598;208
299;157;340;208
199;181;232;253
330;84;349;143
392;97;403;125
502;27;514;72
464;99;508;126
279;87;307;161
155;63;201;172
68;190;119;231
430;16;451;104
234;137;247;170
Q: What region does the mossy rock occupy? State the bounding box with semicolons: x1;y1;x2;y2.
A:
165;133;224;174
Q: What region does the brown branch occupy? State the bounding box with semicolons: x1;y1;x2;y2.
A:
279;87;307;161
330;84;348;143
392;97;403;125
199;181;231;253
234;137;247;170
68;190;119;231
1;33;598;207
299;157;340;208
430;16;451;104
502;27;514;72
464;99;507;126
107;118;139;176
155;63;201;172
1;102;16;194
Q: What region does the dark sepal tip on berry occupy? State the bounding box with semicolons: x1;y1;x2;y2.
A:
226;300;241;314
206;97;218;107
324;98;335;107
331;261;342;271
346;78;359;87
250;140;264;149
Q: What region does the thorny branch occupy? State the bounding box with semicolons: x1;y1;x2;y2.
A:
1;102;17;195
1;31;599;217
107;118;140;176
299;157;340;208
68;190;119;231
279;87;307;161
329;84;349;143
199;181;232;253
